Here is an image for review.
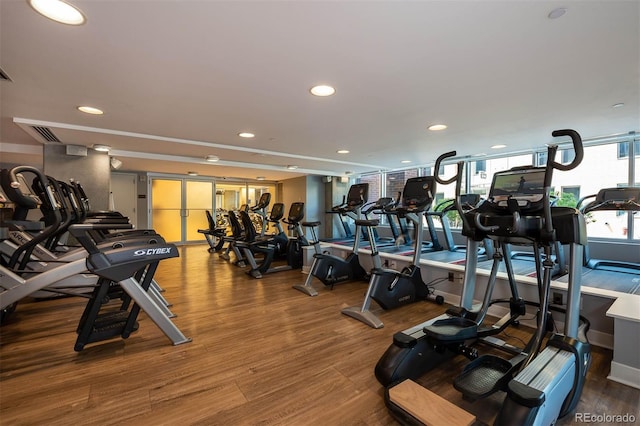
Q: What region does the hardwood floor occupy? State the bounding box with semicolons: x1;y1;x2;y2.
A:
1;245;638;425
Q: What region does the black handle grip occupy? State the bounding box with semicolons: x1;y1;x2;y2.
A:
9;166;59;212
550;129;583;171
434;151;457;185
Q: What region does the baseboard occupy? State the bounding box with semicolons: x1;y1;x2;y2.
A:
608;361;640;389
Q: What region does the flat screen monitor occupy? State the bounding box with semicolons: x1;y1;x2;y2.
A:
489;168;546;206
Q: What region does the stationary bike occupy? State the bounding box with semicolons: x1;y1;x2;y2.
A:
340;152;454;329
380;130;591;426
292;183;369;296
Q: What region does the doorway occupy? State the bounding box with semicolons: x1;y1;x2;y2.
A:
150;178;213;243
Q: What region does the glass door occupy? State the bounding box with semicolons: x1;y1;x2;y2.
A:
151;179;183;242
185;180;213;241
151;178;214;243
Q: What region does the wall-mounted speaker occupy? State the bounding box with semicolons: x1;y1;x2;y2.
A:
110;157;123;170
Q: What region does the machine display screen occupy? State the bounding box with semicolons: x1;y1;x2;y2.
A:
489;168;546;205
402;176;435;208
347;183;369;206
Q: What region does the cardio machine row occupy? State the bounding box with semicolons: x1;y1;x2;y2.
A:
0;166;191;351
205;193;311;279
288;129;602;425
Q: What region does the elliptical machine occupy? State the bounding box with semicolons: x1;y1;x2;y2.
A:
340;152;454;329
379;130;591;426
292;183;369;296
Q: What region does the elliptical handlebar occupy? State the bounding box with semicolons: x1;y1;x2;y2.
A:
549;129;583;172
9;166;58;213
434;151;458;185
432;150;471;231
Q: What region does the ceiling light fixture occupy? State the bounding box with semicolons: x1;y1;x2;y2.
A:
310;85;336;97
93;144;111;152
28;0;86;25
428;124;448;131
187;171;198;176
286;165;298;170
256;176;265;181
612;103;625;108
238;132;255;138
205;155;219;162
337;149;350;154
77;106;104;115
401;160;411;164
548;7;567;19
491;144;507;149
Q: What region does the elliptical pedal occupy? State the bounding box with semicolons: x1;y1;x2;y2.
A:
423;317;479;342
453;354;525;400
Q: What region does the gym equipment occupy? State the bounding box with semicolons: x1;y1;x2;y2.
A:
380;129;591;426
340;152;454;329
249;193;271;237
218;204;250;266
578;186;640;272
0;172;172;316
198;210;226;253
429;194;482;252
292;183;369;296
238;202;308;278
0;167;190;350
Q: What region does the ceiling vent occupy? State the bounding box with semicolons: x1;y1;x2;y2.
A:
31;126;61;143
0;67;11;81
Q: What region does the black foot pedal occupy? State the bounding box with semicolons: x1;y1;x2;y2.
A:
423;317;478;342
453;355;514;400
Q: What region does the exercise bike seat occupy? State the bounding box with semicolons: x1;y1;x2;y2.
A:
302;221;321;227
355;219;379;227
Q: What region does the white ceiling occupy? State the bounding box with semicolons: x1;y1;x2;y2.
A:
1;0;638;182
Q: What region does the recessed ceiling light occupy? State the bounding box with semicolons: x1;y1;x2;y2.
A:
612;103;625;108
310;85;336;97
77;106;104;115
401;160;412;164
93;144;111;152
428;124;448;131
238;132;255;138
29;0;86;25
256;176;265;181
205;155;219;162
187;171;198;176
548;7;567;19
286;165;298;170
491;144;507;149
337;149;350;154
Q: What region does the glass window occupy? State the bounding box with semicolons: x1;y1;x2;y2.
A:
386;169;419;200
357;173;384;223
617;140;640;159
560;186;580;207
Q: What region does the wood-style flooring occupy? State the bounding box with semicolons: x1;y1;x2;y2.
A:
1;245;638;425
